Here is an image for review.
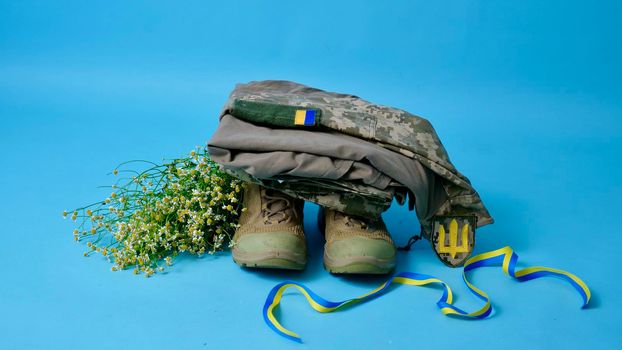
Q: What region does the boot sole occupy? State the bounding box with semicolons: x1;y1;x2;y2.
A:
323;250;395;274
233;247;306;270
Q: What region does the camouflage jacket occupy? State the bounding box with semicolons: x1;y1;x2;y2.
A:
209;81;493;266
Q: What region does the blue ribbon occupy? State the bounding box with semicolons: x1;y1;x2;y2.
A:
262;246;591;343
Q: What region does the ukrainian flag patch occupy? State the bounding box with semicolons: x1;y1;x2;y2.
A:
294;109;316;126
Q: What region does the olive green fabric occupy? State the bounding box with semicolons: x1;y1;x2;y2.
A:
232;99;321;129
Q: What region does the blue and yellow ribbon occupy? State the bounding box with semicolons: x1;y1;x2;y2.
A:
262;246;591;343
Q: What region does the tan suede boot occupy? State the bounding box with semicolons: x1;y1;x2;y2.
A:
319;207;396;274
232;183;306;270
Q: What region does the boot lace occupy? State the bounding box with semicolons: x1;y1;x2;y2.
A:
260;188;298;224
334;210;368;230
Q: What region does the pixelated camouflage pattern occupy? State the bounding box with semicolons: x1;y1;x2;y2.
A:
217;80;493;237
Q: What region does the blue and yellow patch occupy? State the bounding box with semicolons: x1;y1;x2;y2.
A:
294;109;316;126
231;99;321;128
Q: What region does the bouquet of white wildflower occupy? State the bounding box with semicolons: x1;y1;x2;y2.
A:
64;146;245;277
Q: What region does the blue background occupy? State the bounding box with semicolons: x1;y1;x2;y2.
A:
1;1;620;349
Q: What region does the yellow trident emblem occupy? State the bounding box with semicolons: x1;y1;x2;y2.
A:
437;219;470;259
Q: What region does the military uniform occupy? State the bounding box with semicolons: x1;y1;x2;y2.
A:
208;80;493;266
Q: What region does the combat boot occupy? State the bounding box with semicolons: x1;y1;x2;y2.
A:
232;183;306;270
319;207;396;274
